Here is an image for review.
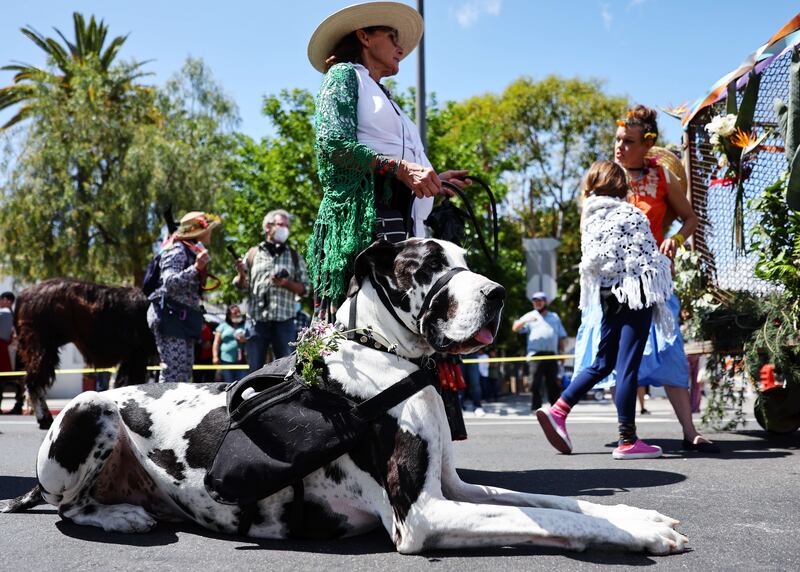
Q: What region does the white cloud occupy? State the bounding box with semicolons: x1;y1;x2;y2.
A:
454;0;502;29
600;3;613;31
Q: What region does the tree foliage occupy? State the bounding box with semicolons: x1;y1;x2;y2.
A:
1;15;630;353
215;89;321;302
0;47;237;284
501;76;628;239
0;12;148;131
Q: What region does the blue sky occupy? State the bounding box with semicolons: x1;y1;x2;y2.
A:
1;1;798;145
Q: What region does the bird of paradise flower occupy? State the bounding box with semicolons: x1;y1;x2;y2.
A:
660;102;689;120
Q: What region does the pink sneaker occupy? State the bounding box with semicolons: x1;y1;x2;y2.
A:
612;439;662;460
536;407;572;454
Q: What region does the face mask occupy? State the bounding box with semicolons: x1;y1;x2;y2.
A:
272;226;289;243
231;316;244;325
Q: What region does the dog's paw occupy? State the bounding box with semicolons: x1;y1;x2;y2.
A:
69;503;156;533
605;517;688;555
635;523;689;555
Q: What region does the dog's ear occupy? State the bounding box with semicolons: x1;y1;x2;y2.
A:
351;239;402;289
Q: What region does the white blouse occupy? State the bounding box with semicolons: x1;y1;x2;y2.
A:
352;64;433;237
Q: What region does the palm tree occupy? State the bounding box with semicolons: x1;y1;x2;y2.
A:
0;12;149;131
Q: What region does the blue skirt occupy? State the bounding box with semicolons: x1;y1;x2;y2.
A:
573;293;688;389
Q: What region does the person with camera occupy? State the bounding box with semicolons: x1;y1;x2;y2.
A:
234;209;308;372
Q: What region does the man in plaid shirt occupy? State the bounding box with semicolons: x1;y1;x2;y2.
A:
234;209;308;371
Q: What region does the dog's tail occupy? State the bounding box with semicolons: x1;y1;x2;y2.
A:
0;484;45;513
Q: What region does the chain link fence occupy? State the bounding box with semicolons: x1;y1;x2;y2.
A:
686;48;793;294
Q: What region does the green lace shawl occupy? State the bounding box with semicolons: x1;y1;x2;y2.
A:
307;62;398;303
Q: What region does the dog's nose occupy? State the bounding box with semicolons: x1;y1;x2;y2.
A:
482;284;506;302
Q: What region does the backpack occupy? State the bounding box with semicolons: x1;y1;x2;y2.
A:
141;252;163;297
141;241;197;297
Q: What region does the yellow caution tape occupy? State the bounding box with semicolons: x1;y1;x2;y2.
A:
0;345;717;377
0;364;250;377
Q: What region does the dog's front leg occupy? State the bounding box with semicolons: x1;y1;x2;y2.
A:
394;498;687;555
441;473;679;527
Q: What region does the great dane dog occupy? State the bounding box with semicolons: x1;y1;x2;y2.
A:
2;239;687;555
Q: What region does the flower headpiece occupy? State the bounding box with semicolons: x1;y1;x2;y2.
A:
615;114;657;141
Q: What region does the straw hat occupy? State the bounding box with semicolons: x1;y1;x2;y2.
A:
307;2;424;73
645;146;687;194
175;211;221;240
644;147;688;235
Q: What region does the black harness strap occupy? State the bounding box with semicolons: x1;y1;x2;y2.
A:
288;480;305;537
237;503;257;536
354;369;434;420
367;273;414;333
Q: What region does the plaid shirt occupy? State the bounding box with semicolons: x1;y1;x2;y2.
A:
245;242;308;322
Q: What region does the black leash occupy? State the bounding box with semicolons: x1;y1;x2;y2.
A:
440;177;499;263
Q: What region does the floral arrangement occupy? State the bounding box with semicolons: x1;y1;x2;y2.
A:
705;113;765;171
291;320;395;385
702;71;766;253
291;321;344;385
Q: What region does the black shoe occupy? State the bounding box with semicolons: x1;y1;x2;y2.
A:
640;408;651;415
681;438;720;454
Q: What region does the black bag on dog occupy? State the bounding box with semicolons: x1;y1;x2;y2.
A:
205;354;432;506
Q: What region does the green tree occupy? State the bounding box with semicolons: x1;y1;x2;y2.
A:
0;12;148;131
216;89;321;302
0;53;237;284
502;76;628;239
496;77;629;332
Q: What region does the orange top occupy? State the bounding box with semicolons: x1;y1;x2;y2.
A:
628;164;668;244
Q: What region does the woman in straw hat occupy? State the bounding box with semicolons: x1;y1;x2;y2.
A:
569;105;719;454
146;211;220;383
306;1;470;307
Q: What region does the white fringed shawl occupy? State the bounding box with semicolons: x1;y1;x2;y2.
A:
580;196;674;336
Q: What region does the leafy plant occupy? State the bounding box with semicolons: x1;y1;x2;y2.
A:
773;45;800;210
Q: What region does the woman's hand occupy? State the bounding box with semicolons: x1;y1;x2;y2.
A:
396;161;454;198
439;170;472;191
194;250;209;272
659;237;679;260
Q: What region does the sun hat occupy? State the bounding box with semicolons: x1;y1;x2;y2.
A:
307;1;424;73
175;211;221;240
645;146;687;194
644;146;688;234
531;291;548;302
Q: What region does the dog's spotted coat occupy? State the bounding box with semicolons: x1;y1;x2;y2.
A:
2;239;688;554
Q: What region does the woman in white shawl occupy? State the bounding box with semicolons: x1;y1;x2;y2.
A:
536;161;673;460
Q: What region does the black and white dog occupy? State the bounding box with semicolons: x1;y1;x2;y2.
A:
2;239;687;554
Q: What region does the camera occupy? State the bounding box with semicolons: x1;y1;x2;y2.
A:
274;268;289;279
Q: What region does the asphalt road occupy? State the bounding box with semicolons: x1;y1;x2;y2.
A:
1;394;799;571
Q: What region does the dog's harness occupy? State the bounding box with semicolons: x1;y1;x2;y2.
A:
208;279;450;538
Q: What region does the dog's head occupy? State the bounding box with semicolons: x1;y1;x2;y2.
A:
349;239;505;354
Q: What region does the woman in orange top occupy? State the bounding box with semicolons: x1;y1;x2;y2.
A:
573;105;718;454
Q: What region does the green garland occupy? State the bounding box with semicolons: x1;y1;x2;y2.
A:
307;63;399;304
